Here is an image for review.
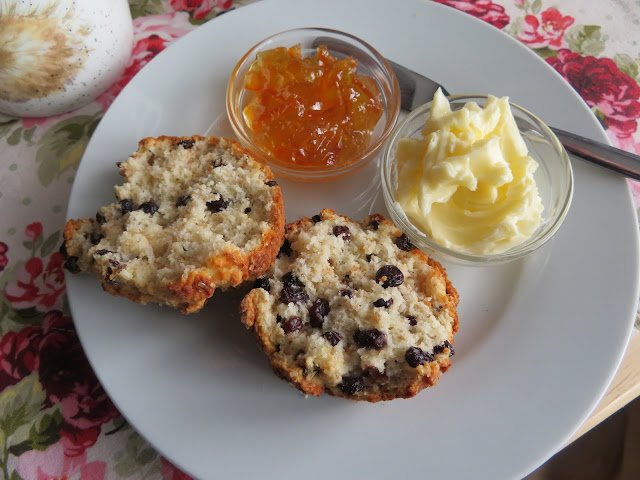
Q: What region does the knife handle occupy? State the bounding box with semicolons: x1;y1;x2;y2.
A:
550;127;640;181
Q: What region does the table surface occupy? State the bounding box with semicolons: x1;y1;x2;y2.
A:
1;1;639;479
570;333;640;444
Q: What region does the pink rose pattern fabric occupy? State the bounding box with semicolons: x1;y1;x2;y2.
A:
1;1;639;479
547;51;640;150
434;0;510;28
3;253;66;313
517;7;574;48
169;0;232;19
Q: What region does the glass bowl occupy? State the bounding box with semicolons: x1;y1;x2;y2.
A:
381;95;574;266
226;27;400;182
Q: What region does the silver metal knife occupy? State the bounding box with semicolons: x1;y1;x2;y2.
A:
314;37;640;181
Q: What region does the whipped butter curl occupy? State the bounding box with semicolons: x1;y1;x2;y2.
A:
395;90;544;255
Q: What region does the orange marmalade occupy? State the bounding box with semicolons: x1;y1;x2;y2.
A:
242;45;384;167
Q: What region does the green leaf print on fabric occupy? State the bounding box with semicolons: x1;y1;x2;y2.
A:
532;47;558;58
594;108;607;129
8;408;63;456
0;303;46;335
22;235;43;257
531;0;542;15
565;25;607;56
0;119;18;139
39;231;60;258
7;127;22;146
0;300;9;323
613;53;639;81
187;9;230;26
35;112;102;187
113;431;163;478
22;127;36;145
0;374;45;438
188;15;210;26
11;307;39;320
129;0;167;18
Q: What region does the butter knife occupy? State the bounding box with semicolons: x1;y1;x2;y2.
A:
314;37;640;181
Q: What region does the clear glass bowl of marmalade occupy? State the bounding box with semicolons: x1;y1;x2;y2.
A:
227;28;401;182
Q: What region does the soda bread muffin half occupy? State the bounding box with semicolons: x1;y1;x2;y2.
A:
62;135;285;314
240;209;459;402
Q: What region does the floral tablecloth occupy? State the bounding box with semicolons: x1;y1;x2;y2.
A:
1;0;639;478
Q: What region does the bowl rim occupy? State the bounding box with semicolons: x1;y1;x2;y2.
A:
381;93;575;265
226;26;401;180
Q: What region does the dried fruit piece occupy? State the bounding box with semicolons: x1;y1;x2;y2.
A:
322;331;343;346
138;199;158;215
279;277;309;305
206;196;229;213
105;266;117;284
63;256;81;273
332;225;351;241
309;298;330;328
433;340;455;356
353;329;387;349
89;233;103;245
373;298;393;308
278;239;293;257
446;340;455;356
338;376;364;395
282;316;303;333
120;199;134;214
405;346;432;367
376;265;404;288
282;272;304;287
394;233;415;251
176;195;191;207
254;277;270;292
178;139;194;149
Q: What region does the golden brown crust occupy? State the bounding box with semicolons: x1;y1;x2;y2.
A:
241;289;327;397
62;219;85;257
324;358;450;402
246;185;286;278
63;135;285;314
168;270;217;313
240;209;459;402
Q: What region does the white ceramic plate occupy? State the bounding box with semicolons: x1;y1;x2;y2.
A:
66;1;640;478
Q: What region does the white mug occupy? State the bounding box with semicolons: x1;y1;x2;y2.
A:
0;0;133;118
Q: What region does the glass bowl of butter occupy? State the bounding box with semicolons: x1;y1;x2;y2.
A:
381;90;574;265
